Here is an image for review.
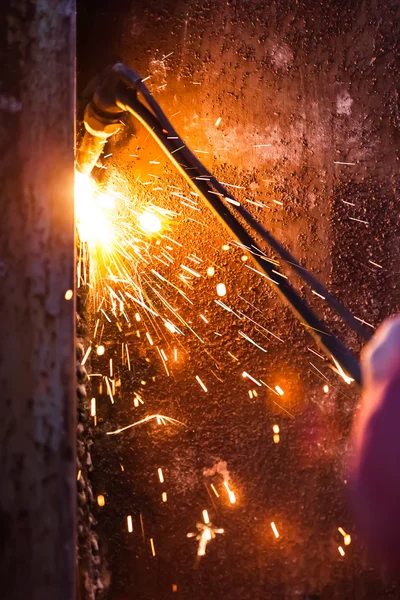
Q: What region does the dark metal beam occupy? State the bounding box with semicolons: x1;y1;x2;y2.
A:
0;1;76;599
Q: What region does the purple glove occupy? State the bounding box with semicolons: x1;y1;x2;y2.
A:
351;315;400;566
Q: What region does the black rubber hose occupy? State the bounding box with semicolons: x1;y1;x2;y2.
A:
117;88;362;387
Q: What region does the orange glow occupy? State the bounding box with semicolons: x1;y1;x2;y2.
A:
216;283;227;297
139;210;162;233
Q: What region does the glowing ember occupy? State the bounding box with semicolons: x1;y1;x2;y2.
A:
90;397;96;417
139;210;162;233
187;519;224;557
127;515;133;533
216;283;227;297
270;522;279;538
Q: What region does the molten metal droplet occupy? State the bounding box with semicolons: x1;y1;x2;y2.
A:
139;211;162;233
216;283;226;297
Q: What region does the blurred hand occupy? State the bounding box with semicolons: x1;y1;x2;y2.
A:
362;314;400;390
351;314;400;566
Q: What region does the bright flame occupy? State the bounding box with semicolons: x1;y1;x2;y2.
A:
74;171;115;248
139;210;162;233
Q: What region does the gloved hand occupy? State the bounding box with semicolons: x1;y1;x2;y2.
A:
351;315;400;566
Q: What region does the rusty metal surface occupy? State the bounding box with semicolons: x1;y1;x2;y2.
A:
78;0;400;598
0;1;76;598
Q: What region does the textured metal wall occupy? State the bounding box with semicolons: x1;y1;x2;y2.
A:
78;1;400;598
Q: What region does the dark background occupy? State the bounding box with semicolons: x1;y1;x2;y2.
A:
77;0;400;598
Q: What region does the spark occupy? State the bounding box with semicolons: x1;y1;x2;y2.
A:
239;330;267;352
139;513;145;541
158;468;164;483
273;434;280;444
196;375;208;392
64;289;73;300
207;266;215;277
81;345;92;366
244;264;280;285
338;546;345;556
242;371;262;386
210;484;219;497
97;495;105;507
181;264;201;277
139;210;162;233
104;376;114;404
77;469;82;481
272;424;280;434
223;481;236;504
106;414;185;436
90;397;96;417
331;356;354;385
200;314;209;323
162;492;168;502
334;161;355;165
187;520;224;557
368;259;383;268
216;283;227;297
150;538;156;556
202;509;210;524
354;315;375;328
127;515;133;533
349;217;369;225
344;534;351;546
270;522;280;538
215;117;222;127
338;526;346;536
172;585;178;592
323;384;329;393
275;385;284;396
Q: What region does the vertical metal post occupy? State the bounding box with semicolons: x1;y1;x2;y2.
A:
0;1;76;599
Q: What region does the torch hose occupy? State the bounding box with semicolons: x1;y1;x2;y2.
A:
117;88;362;387
78;63;367;387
